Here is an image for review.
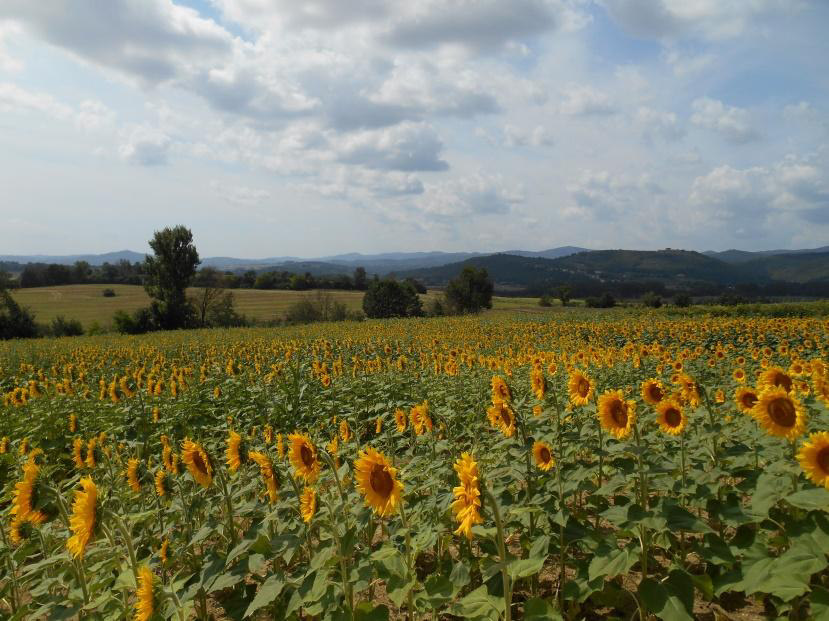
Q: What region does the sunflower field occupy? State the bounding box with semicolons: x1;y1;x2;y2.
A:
1;312;828;620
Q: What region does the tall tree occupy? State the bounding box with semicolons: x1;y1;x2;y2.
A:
144;225;200;330
353;266;367;290
362;278;423;318
445;266;493;314
191;267;229;327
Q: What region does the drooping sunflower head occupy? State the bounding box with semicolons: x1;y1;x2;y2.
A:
181;439;213;488
67;476;98;559
655;400;686;435
735;386;760;415
798;432;829;488
491;376;511;405
11;463;48;525
300;486;316;523
530;369;546;400
126;458;144;492
568;371;593;406
288;433;321;483
598;390;636;439
410;402;432;435
225;430;248;473
759;366;794;393
154;468;172;498
355;447;403;517
486;402;516;438
641;379;664;406
394;408;407;433
532;441;555;471
134;565;157;621
249;451;279;504
339;419;351;443
753;388;806;441
451;452;483;540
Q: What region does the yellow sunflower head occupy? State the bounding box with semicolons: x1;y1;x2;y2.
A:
225;430;248;473
732;368;746;383
126;458;144;492
264;424;274;445
249;451;279;504
486;402;516;438
375;417;383;435
154;468;172;498
394;408;407;433
532;441;555;471
735;386;760;415
134;565;157;621
568;371;593;406
67;476;98;559
759;366;794;393
798;432;829;488
451;453;483;539
530;369;546;400
160;538;170;565
753;388;806;441
181;440;213;488
355;447;404;517
597;390;636;439
491;376;511;405
288;433;321;483
300;486;316;523
655;400;686;435
641;379;665;406
339;419;351;443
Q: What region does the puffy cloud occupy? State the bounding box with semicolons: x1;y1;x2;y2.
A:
503;124;554;147
118;125;171;166
75;100;115;131
559;85;616;116
567;170;665;220
334;122;448;172
636;106;684;142
690;97;759;144
417;172;524;217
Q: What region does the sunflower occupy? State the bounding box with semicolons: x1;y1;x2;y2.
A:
732;368;746;383
759;366;794;393
264;424;274;445
394;408;407;433
451;453;483;539
753;388;806;440
300;486;316;523
126;458;143;492
641;379;665;405
225;430;248;473
73;437;87;470
160;538;170;565
375;417;383;434
676;374;700;407
11;463;47;526
531;368;546;400
355;447;403;517
532;441;555;471
288;433;321;483
486;402;516;438
69;413;78;433
67;476;98;559
85;437;98;469
0;437;7;454
249;451;279;504
533;404;543;417
155;469;172;498
798;432;829;488
181;440;213;488
597;390;636;439
735;386;760;415
568;371;593;406
655;400;686;435
410;402;432;435
277;433;285;460
339;420;352;442
134;565;156;621
491;376;511;405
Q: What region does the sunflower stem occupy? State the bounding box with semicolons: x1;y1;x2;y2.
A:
0;527;19;614
551;388;567;609
108;511;139;583
216;467;238;548
483;487;512;621
324;493;354;613
398;500;417;621
633;424;649;580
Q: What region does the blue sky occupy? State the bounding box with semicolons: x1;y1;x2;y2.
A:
0;0;827;257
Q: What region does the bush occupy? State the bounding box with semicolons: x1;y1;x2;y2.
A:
87;321;105;336
538;295;553;307
585;292;616;308
102;288;116;298
363;279;423;319
285;291;363;324
0;290;38;340
113;307;155;334
557;285;572;306
445;267;493;314
50;316;84;337
673;293;692;307
641;292;662;308
426;297;445;317
206;292;248;328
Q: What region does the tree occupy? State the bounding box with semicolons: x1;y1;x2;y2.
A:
641;291;662;308
143;225;200;330
445;267;493;314
353;267;367;291
0;289;38;339
191;267;228;327
556;285;572;306
673;293;692;307
362;278;423;318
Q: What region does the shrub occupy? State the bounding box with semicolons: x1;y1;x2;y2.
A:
426;297;445;317
50;316;84;337
585;292;616;308
538;295;553;307
113;307;155;334
363;279;423;319
641;292;662;308
102;288;116;298
445;267;493;315
0;290;38;340
673;293;692;307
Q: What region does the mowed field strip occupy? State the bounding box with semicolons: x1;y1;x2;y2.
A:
10;284;553;327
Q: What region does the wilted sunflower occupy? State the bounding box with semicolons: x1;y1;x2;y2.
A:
753;388;806;440
249;451;279;504
67;476;98;559
532;441;555;471
797;432;829;488
181;440;213;488
641;379;665;405
288;433;321;483
568;371;593;406
154;469;172;498
300;486;316;523
355;447;403;517
491;376;511;405
598;390;636;439
486;402;516;438
225;430;248;473
759;366;794;393
134;565;157;621
655;400;686;435
451;453;483;539
735;386;760;415
126;458;143;492
394;408;407;433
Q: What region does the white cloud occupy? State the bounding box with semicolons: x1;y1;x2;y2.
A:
0;81;71;118
0;22;23;72
418;172;524;217
559;85;616;116
334;122;448;172
690;97;759;144
636;106;684;142
568;170;664;219
503;124;554;147
118;125;171;166
75;100;115;131
211;181;270;205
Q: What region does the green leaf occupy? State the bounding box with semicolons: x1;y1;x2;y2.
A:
751;472;787;517
424;574;454;609
508;556;547;580
588;545;636;582
785;487;829;511
354;602;390;621
638;573;694;621
451;584;502;620
810;585;829;621
738;545;827;602
662;502;713;533
523;597;564;621
244;575;283;618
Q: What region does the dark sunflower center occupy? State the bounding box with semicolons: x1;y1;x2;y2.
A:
500;407;512;426
768;397;796;428
193;453;207;474
370;465;393;498
610;401;628;427
741;393;758;409
577;379;590;397
772;373;792;392
649;384;663;401
664;407;682;427
540;447;551;463
817;447;829;474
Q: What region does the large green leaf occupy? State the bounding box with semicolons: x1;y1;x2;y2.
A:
243;575;283;618
638;571;694;621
